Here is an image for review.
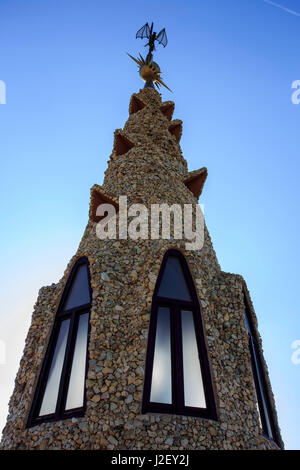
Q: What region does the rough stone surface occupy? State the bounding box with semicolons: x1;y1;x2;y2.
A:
0;88;283;450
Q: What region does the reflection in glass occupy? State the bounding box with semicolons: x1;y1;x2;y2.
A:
244;311;251;334
64;264;90;310
39;319;70;416
65;313;89;410
150;307;172;404
158;256;191;301
251;338;273;438
181;310;206;408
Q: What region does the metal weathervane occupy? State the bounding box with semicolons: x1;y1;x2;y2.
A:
127;22;171;92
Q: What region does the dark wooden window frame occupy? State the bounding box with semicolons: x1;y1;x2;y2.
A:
27;257;92;428
142;249;217;420
243;291;280;446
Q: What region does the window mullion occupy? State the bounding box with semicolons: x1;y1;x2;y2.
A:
55;310;77;417
173;304;184;412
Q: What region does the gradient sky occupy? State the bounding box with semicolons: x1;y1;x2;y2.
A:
0;0;299;449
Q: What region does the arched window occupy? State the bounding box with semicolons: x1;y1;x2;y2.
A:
27;257;92;427
142;250;217;419
243;292;279;444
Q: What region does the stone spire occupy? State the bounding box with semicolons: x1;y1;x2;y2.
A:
90;88;207;219
0;86;283;450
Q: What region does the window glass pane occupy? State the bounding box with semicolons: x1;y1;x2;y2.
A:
158;256;191;301
63;264;90;310
244;311;251;334
251;340;273;439
65;313;89;410
245;307;273;439
181;310;206;408
39;319;70;416
255;396;263;429
150;307;172;404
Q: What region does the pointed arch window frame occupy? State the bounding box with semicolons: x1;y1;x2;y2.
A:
27;257;92;428
243;290;281;446
142;249;217;420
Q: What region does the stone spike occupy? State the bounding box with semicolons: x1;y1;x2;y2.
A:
168;120;182;143
183;168;207;199
160;101;175;121
129;94;146;115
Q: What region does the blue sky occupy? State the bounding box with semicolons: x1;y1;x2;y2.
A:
0;0;299;449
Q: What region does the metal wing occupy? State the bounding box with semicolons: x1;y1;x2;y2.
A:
156;28;168;47
136;23;150;40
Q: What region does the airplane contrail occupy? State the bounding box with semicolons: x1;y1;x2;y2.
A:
263;0;300;17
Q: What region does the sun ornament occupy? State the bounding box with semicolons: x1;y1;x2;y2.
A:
127;22;172;92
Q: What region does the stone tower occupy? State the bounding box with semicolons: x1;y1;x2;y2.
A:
0;87;283;450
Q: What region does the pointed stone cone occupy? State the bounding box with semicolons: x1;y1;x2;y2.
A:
0;88;283;450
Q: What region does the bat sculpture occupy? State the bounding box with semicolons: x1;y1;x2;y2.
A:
127;22;171;92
